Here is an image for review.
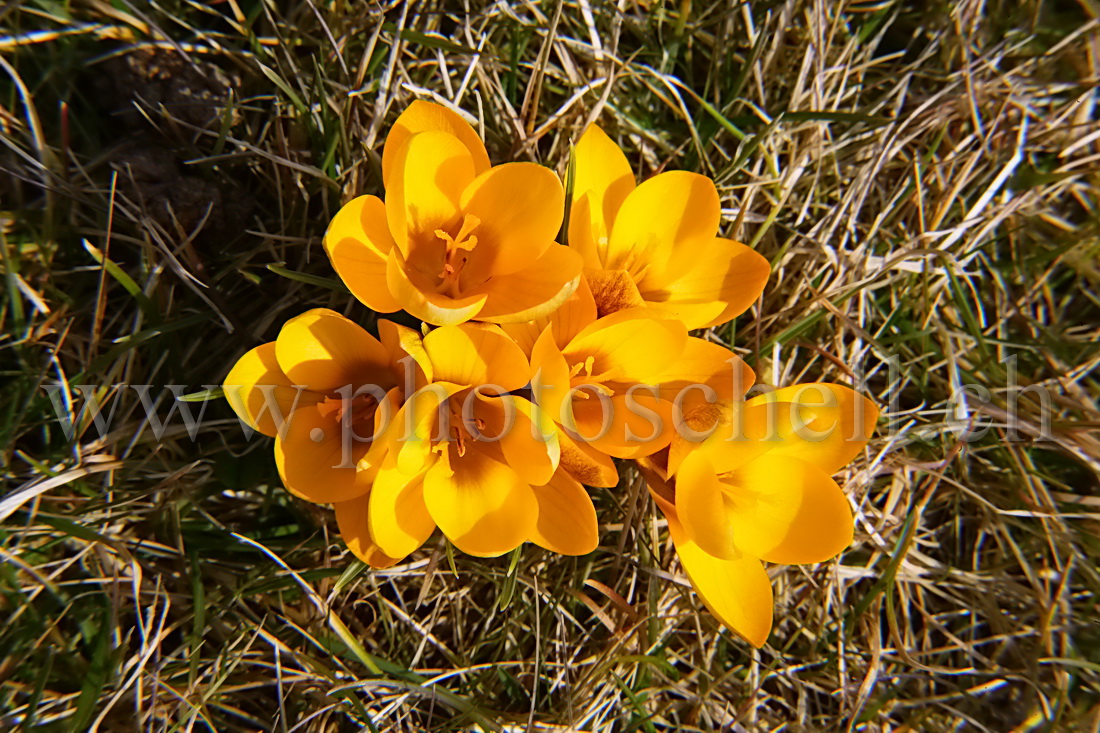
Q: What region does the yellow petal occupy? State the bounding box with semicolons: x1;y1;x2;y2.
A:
382;100;490;185
571;390;676;459
563;310;687;384
657;338;755;409
275;309;394;394
368;459;436;559
385;248;487;325
388;381;467;476
333;494;401;569
604;171;720;279
726;454;854;564
275;405;372;504
464;391;559;485
638;238;770;329
378;319;432;388
569;124;636;269
423;322;530;392
751;383;879;473
558;428;619;487
530;325;571;421
386;130;475;255
674;450;738;559
468;245;583;324
323;195;402;313
224;342;312;438
669;516;774;648
422;444;538;557
501;272;598;356
459;162;564;280
530;468;598;555
584;267;646;318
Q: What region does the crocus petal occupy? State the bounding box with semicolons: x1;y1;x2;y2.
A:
584;267;646;318
604;171;721;279
224;342;312;438
558;429;619;487
669;516;774;648
571;391;676;459
647;489;772;647
323;195;402;313
423;322;530;392
674;451;739;559
569;124;636;269
381;100;490;185
422;445;538;557
530;468;598;555
459;162;564;280
386;130;475;256
657;338;755;409
563;310;687;384
725;454;854;564
333;494;401;569
275;405;372;504
388;381;467;476
530;325;572;420
638;238;770;329
469;392;559;486
386;248;488;325
378;319;432;388
275;309;393;394
468;245;583;324
502;274;598;356
750;384;879;473
368;459;436;559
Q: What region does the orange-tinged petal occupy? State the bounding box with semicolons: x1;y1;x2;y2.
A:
750;384;879;473
658;338;755;408
386;130;475;255
571;390;676;459
647;471;773;646
530;468;598;555
604;171;720;279
389;381;467;476
224;342;312;438
378;319;432;388
584;267;646;318
323;195;402;313
638;237;770;329
459;162;564;280
275;309;394;394
563;310;686;384
275;405;372;504
502;274;598;356
569;124;636;269
470;392;559;486
725;454;854;564
468;245;583;324
669;516;774;648
422;445;538;557
386;248;488;325
530;325;571;419
333;494;401;569
675;450;738;559
423;322;529;392
368;459;436;559
382;100;490;185
559;428;619;487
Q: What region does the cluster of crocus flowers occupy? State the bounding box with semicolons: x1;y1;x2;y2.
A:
224;101;877;647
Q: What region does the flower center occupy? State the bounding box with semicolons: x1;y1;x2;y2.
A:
433;401;487;458
435;214;481;298
316;392;379;431
568;356;614;398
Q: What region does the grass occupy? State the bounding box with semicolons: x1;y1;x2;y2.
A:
2;0;1099;730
